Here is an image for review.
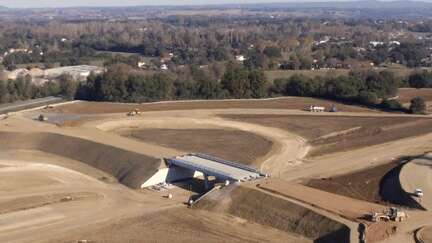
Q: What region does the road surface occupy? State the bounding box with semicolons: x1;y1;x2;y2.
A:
0;97;63;114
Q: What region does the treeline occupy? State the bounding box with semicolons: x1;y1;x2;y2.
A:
271;71;402;108
1;63;428;114
407;70;432;88
0;74;78;103
75;63;268;102
74;63;408;111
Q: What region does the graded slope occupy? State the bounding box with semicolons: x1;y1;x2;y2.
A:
118;128;273;165
0;131;161;188
196;185;350;243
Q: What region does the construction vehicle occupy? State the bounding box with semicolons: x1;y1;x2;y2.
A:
415;188;424;198
367;207;408;222
38;114;48;122
127;109;141;116
389;207;408;222
329;105;338;112
306;105;325;112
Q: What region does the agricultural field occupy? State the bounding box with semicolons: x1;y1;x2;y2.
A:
398;88;432;104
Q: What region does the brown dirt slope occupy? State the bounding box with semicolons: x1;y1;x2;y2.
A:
49;207;308;243
49;98;374;114
118;128;273;165
0;131;161;188
306;162;399;205
258;179;397;242
418;226;432;243
222;114;432;157
196;185;350;243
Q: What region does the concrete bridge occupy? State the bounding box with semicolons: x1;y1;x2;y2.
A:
141;153;265;189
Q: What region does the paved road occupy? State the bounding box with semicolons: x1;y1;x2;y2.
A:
0;97;63;114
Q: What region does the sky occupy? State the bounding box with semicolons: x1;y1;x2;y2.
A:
0;0;348;8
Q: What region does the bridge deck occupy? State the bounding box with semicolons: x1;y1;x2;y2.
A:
166;154;263;182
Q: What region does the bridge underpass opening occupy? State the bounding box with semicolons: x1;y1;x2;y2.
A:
140;153;266;190
166;153;265;189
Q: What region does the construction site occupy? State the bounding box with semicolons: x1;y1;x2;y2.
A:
1;96;432;243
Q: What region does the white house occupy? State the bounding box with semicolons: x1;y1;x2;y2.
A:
138;61;146;68
235;55;246;62
369;41;384;47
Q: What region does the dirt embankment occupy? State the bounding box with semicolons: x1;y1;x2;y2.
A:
417;226;432;243
306;162;400;206
196;185;350;243
222;114;432;157
0;131;161;188
47;97;375;115
380;162;425;210
117;128;273;165
306;159;425;210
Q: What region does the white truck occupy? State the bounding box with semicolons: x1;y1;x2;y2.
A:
306;105;325;112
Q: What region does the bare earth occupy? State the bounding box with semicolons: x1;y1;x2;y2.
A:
398;88;432;103
47;97;376;114
118;128;273;165
306;162;399;205
1;97;432;243
222;114;432;157
50;208;306;243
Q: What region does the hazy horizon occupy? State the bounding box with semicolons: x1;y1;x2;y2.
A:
0;0;420;8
